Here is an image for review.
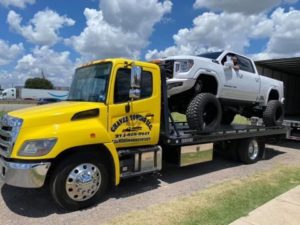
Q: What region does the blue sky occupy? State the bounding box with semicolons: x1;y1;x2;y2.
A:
0;0;300;88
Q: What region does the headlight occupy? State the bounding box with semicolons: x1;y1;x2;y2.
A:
174;60;194;73
18;138;57;156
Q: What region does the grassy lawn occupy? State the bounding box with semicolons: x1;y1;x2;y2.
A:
0;111;4;118
172;112;250;125
106;166;300;225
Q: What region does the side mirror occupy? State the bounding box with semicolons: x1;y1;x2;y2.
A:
129;65;142;100
130;65;142;88
129;88;141;100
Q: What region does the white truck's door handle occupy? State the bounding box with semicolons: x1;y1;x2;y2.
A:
255;78;259;82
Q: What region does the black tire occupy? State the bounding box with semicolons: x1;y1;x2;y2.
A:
186;93;222;132
50;153;109;211
221;110;236;125
263;100;284;126
237;138;264;164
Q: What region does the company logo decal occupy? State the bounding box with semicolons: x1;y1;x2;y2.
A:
111;114;153;144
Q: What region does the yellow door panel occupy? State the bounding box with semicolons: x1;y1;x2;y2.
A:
108;62;161;148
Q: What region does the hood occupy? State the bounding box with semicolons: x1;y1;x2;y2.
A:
9;101;104;128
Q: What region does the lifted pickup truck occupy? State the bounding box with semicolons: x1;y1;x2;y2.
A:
0;58;286;211
162;51;285;132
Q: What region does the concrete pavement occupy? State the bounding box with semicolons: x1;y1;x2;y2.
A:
230;185;300;225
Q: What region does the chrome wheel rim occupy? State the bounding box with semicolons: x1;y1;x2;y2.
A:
248;140;259;160
66;163;101;201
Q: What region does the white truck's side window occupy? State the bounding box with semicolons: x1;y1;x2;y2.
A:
237;55;255;73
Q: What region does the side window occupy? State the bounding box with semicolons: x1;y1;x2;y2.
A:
140;71;152;98
114;68;153;103
237;56;255;73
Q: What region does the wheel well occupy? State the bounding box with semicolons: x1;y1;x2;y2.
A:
268;89;279;101
168;74;219;114
46;144;116;187
197;74;218;95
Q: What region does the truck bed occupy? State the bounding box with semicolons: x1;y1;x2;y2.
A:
161;122;286;146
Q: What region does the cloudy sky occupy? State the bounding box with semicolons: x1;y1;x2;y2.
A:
0;0;300;88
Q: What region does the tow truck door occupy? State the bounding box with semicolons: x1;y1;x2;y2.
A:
107;62;161;148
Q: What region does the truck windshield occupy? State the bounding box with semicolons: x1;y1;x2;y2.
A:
68;63;112;102
197;51;223;59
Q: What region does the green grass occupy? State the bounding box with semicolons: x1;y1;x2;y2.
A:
172;112;250;125
181;167;300;225
0;111;4;118
106;166;300;225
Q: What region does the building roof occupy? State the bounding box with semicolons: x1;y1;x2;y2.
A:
255;57;300;75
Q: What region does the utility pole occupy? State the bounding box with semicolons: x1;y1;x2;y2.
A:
41;69;45;79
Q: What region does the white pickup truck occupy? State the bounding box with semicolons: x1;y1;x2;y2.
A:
160;50;284;132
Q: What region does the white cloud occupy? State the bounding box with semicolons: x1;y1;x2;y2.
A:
193;0;299;15
66;0;172;60
0;39;24;65
15;46;76;86
146;7;300;61
146;12;264;59
0;70;19;88
7;9;75;46
0;0;35;9
266;8;300;55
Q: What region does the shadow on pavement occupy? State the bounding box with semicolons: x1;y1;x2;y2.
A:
264;147;286;160
1;147;285;218
271;140;300;150
1;185;63;217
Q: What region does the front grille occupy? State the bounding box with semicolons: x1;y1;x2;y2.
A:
161;60;174;79
0;120;13;156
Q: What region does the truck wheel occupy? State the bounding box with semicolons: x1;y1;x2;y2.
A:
50;154;109;211
221;111;236;125
237;138;264;164
186;93;222;132
263;100;284;126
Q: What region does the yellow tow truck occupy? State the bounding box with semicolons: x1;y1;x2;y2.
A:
0;58;286;210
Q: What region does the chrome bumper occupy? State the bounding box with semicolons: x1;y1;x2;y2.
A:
0;157;51;188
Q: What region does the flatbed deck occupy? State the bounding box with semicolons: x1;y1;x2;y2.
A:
161;123;286;146
284;117;300;128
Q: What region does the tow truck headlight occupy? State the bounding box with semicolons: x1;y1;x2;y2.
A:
18;138;57;156
174;60;194;73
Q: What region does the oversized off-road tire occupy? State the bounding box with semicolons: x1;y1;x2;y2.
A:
50;153;109;211
221;110;236;125
186;93;222;132
237;138;264;164
263;100;284;126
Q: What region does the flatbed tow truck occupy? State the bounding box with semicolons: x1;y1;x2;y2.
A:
0;58;286;211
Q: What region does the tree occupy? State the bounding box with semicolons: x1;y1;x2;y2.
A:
25;77;54;89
